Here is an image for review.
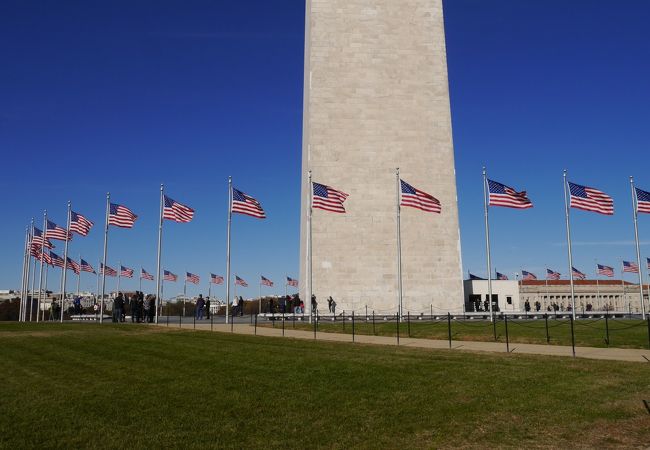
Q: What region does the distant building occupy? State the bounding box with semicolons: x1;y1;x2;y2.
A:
464;279;648;313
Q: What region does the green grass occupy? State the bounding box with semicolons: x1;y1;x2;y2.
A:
262;316;650;349
1;323;649;449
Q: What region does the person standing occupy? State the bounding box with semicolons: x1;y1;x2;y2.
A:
205;297;211;319
239;296;244;316
196;295;205;320
112;293;123;323
232;296;239;318
331;299;336;315
147;295;155;323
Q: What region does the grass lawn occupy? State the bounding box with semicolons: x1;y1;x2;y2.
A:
261;316;650;349
1;323;649;449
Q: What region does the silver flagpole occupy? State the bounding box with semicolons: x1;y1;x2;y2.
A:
117;261;121;295
307;170;313;322
630;176;646;319
20;225;29;322
60;201;71;323
100;193;110;323
595;260;601;310
208;280;211;299
43;259;49;321
37;210;47;323
76;255;81;297
259;277;262;315
96;258;100;307
139;271;142;292
225;177;233;324
396;168;403;319
482;168;494;322
155;184;164;324
183;277;187;317
29;235;37;322
563;170;577;320
25;219;35;322
544;267;549;310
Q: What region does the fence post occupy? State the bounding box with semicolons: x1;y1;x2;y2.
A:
570;315;576;358
504;314;510;353
492;314;497;341
193;313;196;330
254;312;257;335
447;312;452;349
544;313;549;343
605;310;610;346
352;311;355;342
407;311;411;338
372;310;375;335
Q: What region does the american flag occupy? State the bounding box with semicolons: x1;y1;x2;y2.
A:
647;257;650;270
546;269;561;280
287;277;298;287
572;267;586;280
496;271;509;280
261;276;273;287
120;265;134;278
186;272;200;284
70;211;94;236
67;257;81;274
623;260;639;273
31;228;54;249
312;182;349;213
80;259;95;274
109;203;138;228
163;195;195;223
140;268;154;281
487;179;533;209
469;273;485;280
231;188;266;219
210;273;224;285
521;270;537;281
33;249;52;265
50;251;65;268
46;220;72;241
400;179;441;213
235;276;248;287
635;187;650;214
164;270;177;282
568;182;614;215
597;264;614;277
100;263;117;277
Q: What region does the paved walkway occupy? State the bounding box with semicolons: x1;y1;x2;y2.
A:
157;322;650;363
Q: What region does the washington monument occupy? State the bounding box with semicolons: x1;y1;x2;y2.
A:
300;0;463;314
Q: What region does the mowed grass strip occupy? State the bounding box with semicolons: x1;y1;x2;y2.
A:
261;317;650;349
0;323;648;449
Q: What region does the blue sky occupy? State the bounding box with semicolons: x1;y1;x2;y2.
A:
1;0;649;297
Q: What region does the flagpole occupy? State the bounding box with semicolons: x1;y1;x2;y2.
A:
595;260;601;311
155;184;164;324
96;258;100;308
30;236;38;322
139;271;142;292
544;267;549;311
37;210;47;323
396;168;403;320
630;176;646;319
225;177;232;325
76;255;81;297
60;201;71;323
307;170;313;322
183;277;187;317
259;277;262;315
208;280;211;299
482;168;494;322
100;193;110;323
563;170;577;320
20;225;29;322
117;260;121;295
25;219;35;322
43;258;49;321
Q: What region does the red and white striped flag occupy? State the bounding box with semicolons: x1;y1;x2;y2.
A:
261;276;273;287
70;211;94;236
572;267;586;280
50;251;65;268
232;188;266;219
67;257;81;274
31;228;54;249
80;259;95;274
186;272;200;284
568;182;613;215
521;270;537;281
109;203;138;228
488;179;533;209
635;187;650;214
623;261;639;273
164;270;177;282
400;179;441;213
120;265;134;278
163;195;195;223
546;269;561;280
286;277;298;287
597;264;614;277
235;276;248;287
210;274;224;285
46;220;72;241
100;264;117;277
312;182;348;213
140;268;154;281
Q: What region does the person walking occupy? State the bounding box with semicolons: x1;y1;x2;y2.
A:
196;295;205;320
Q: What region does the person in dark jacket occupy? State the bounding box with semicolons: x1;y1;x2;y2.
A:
205;298;211;319
147;295;155;323
196;295;205;320
113;293;123;323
